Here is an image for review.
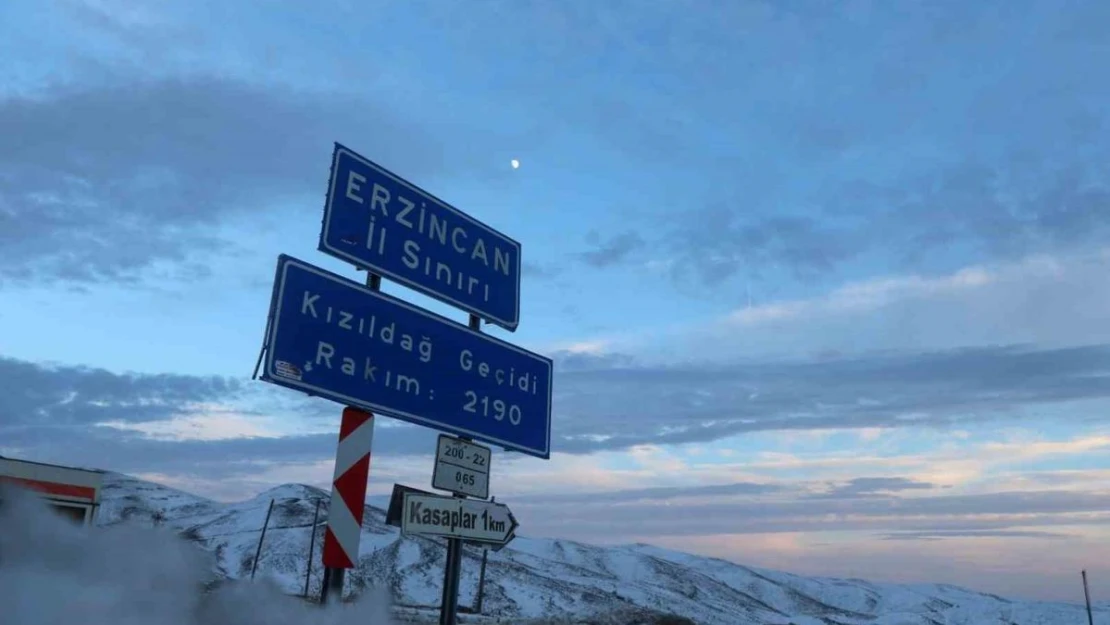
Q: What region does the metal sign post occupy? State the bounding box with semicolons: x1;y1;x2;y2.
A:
441;315;479;625
475;546;488;614
250;498;275;581
440;517;464;625
304;499;322;598
254;142;545;618
1082;570;1094;625
402;486;519;624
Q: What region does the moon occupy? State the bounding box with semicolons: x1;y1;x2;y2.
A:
510;159;520;170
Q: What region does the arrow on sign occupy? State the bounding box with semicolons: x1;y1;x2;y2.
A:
401;492;518;546
490;529;516;553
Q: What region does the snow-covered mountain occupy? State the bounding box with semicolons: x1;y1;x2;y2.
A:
94;472;1104;625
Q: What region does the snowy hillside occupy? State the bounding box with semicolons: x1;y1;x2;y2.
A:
93;473;1104;625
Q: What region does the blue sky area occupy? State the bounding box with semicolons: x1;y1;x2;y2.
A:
3;0;1110;603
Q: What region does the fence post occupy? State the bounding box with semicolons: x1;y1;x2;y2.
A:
250;499;276;581
304;499;322;597
1082;570;1094;625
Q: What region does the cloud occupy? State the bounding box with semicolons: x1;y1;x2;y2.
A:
548;0;1110;290
579;230;645;268
810;476;935;499
492;429;1110;552
999;469;1110;491
0;76;449;287
515;489;1110;539
857;162;1110;269
551;343;1110;453
655;527;1110;603
97;407;292;441
0;352;453;477
522;261;562;281
881;530;1070;541
17;0;1106;299
10;339;1110;472
9;343;1110;602
2;422;441;482
3;427;332;474
662;159;1110;290
589;0;1110;291
666;210;861;285
512;480;784;505
0;355;240;427
724;264;996;325
550;349;635;372
55;0;195;55
610;247;1110;363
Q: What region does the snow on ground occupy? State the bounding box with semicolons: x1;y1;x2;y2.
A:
5;472;1107;625
0;481;397;625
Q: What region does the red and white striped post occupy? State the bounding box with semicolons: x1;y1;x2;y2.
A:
319;406;374;604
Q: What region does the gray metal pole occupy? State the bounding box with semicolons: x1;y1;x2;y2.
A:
438;314;483;625
304;499;322;598
440;536;463;625
474;495;493;614
1083;570;1094;625
326;567;345;604
452;541;465;613
318;567;329;604
320;566;347;606
475;546;488;614
250;499;276;581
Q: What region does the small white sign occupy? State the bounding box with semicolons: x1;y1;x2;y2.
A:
401;492;517;545
432;435;491;499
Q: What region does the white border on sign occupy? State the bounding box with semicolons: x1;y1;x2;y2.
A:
262;255;553;459
319;144;523;331
432;434;492;499
400;492;513;544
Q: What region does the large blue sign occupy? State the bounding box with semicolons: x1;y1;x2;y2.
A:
260;255;552;459
319;143;522;331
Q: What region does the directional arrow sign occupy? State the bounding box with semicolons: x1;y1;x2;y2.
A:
490;530;515;553
401;492;517;546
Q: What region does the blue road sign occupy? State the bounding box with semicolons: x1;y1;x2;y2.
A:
319;143;522;331
260;255;552;459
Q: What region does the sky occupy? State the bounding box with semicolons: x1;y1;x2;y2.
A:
2;0;1110;605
